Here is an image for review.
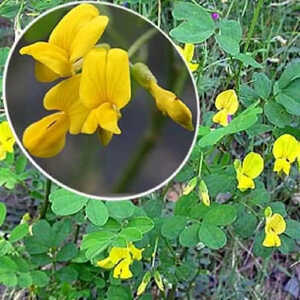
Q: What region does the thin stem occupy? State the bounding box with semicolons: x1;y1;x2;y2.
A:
244;0;265;53
128;28;158;58
151;237;159;268
197;152;203;178
39;179;52;219
157;0;161;28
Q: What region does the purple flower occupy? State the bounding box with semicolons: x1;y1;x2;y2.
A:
211;12;219;20
227;114;232;123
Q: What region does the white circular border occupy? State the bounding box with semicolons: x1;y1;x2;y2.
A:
3;0;200;201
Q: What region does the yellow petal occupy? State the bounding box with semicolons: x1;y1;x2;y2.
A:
97;257;115;269
183;43;195;62
22;112;69;158
273;134;299;163
212;109;229;127
95;103;121;134
113;258;133;279
20;42;71;77
263;232;281;247
98;129;113;146
149;82;193;131
109;247;130;264
241;152;264;179
81;110;98;134
49;4;99;52
237;174;255;191
43;75;89;134
266;213;286;235
274;158;291;176
106;48;131;109
188;62;199;72
70;16;109;63
215;90;239;115
80;47;107;109
0;121;15;153
35;62;60;83
128;243;143;261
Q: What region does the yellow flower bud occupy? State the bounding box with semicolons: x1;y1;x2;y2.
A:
199;180;210;206
183;177;198;195
154;270;164;292
137;271;152;296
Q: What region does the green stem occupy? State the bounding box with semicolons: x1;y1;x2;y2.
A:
39;179;52;219
244;0;265;53
128;28;157;58
197;152;203;178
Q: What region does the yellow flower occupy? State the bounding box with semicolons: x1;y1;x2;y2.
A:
148;81;194;131
0;121;15;160
177;43;199;72
131;62;194;131
234;152;264;192
80;47;131;146
262;208;286;247
23;75;89;158
273;134;299;176
212;90;239;126
97;243;143;280
20;4;108;82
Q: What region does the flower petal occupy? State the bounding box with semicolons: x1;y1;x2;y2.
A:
241;152;264;179
273;134;298;163
263;232;281;247
212;109;228;127
128;243;143;261
188;62;199;72
183;43;195;62
49;4;99;52
215;89;239;114
20;42;71;77
22;112;69;158
113;258;133;279
0;121;15;153
106;49;131;109
97;257;115;269
70;16;109;63
267;214;286;235
81;110;98;134
237;174;254;191
274;158;291;176
44;74;81;112
95;103;121;134
80;47;107;109
35;62;60;83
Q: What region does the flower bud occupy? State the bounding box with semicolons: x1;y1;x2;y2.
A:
154;270;164;292
183;177;198;195
199;180;210;206
264;206;272;218
137;271;152;296
131;62;157;90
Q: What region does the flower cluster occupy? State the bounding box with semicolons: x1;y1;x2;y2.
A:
97;243;143;279
20;4;194;158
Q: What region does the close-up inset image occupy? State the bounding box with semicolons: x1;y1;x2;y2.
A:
4;2;199;199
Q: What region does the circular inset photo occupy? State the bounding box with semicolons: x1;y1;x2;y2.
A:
4;1;199;199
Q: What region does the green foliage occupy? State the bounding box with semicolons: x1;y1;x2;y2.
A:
0;0;299;299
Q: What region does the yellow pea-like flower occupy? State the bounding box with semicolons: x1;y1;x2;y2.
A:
0;121;15;160
262;208;286;247
23;75;89;158
97;243;143;280
20;4;109;82
273;134;299;176
212;90;239;127
80;47;131;145
177;43;199;72
234;152;264;192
